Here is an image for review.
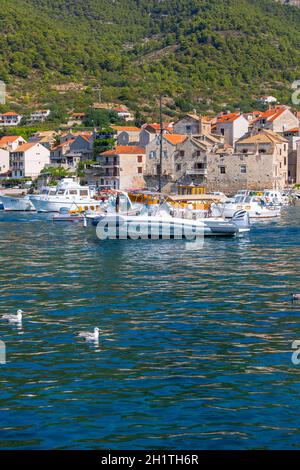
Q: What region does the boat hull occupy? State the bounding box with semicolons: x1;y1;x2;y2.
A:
213;204;281;219
30;197;99;213
89;214;247;239
1;195;35;211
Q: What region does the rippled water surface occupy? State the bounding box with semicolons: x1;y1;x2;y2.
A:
0;208;300;449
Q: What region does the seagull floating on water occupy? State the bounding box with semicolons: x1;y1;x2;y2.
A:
77;327;100;342
292;294;300;302
2;309;23;323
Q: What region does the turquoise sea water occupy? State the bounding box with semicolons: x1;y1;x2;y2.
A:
0;208;300;449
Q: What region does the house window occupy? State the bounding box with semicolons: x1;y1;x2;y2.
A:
137;167;143;174
259;148;266;154
220;166;226;174
196;162;205;169
220;128;225;136
242;148;248;154
179;150;185;157
137;155;143;163
149;151;156;159
186;125;191;133
284;157;287;166
176;164;181;171
163;151;168;158
241;165;247;174
196;151;201;157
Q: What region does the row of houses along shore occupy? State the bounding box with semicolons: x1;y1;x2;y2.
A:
1;105;300;194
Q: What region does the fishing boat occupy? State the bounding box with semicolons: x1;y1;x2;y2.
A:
212;194;281;219
30;178;100;213
1;194;35;211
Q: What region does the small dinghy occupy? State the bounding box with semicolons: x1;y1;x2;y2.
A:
52;207;85;223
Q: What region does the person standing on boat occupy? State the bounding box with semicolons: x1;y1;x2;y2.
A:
116;193;120;213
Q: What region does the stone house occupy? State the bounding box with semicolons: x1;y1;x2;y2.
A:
293;140;300;184
252;106;299;133
282;127;300;184
145;134;187;180
139;123;173;147
207;130;288;192
216;112;249;146
173;114;212;135
97;145;146;190
50;139;79;170
111;126;141;145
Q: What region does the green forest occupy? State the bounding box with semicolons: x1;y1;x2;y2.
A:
2;0;300;118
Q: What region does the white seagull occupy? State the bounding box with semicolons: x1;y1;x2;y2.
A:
77;327;100;342
292;293;300;302
2;309;23;323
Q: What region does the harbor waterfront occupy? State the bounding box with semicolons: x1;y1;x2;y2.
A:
0;207;299;449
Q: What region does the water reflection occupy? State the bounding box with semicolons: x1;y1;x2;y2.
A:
0;208;299;449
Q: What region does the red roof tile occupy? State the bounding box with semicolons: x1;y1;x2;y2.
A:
217;112;241;123
101;146;145;155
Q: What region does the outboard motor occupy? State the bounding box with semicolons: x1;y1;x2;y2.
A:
232;210;250;232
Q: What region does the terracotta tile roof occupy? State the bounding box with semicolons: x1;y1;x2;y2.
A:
164;134;187;145
0;136;23;144
112;126;141;132
101;146;145;155
253;106;287;123
113;107;129;112
285;127;299;133
145;122;173;132
217;112;241;123
52;139;75;150
237;130;287;144
77;134;91;142
13;142;39;152
1;112;19;116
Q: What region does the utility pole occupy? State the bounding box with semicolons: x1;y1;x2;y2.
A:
158;94;163;193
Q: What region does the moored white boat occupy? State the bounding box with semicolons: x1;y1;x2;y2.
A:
212;195;281;219
30;178;100;213
1;194;35;211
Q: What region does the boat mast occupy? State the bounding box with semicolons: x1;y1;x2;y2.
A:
158;94;163;193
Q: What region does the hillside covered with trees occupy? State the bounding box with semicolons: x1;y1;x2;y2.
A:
2;0;300;117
